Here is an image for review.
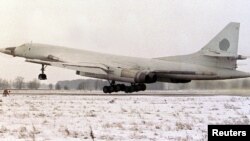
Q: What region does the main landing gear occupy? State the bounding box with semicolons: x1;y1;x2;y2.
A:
103;81;146;93
38;64;47;80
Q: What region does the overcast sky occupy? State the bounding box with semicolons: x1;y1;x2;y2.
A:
0;0;250;84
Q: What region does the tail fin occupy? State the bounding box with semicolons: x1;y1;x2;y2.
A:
200;22;240;57
157;22;241;70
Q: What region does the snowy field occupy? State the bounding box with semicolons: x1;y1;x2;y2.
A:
0;94;250;141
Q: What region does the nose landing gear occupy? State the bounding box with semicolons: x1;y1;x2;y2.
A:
38;64;47;80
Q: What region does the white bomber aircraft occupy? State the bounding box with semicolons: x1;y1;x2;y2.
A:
0;22;250;93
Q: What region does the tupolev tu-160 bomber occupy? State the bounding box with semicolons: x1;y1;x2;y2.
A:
0;22;249;93
1;1;250;141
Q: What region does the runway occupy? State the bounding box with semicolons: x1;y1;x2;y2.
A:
6;89;250;96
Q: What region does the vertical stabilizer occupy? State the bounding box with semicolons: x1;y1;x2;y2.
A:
200;22;240;57
156;22;241;70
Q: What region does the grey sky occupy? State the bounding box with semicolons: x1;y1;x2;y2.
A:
0;0;250;84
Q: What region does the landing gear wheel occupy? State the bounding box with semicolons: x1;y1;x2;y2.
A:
103;86;109;93
102;82;146;94
119;84;126;91
109;86;115;93
133;85;140;92
38;64;47;80
125;86;133;93
138;84;146;91
124;86;130;93
38;74;47;80
114;84;123;92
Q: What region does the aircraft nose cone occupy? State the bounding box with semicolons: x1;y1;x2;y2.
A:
0;47;16;56
0;48;6;53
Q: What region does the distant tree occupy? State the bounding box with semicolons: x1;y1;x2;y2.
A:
94;80;97;90
77;82;85;90
228;80;238;89
64;85;69;90
95;80;105;90
48;83;53;90
55;83;61;90
0;79;10;89
27;79;40;89
86;80;95;90
13;76;25;89
242;79;250;89
217;81;226;89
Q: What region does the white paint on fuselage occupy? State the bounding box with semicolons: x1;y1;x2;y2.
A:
13;43;250;81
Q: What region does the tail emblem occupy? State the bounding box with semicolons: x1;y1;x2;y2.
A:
219;38;230;51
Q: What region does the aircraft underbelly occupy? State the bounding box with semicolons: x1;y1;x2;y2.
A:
158;74;217;80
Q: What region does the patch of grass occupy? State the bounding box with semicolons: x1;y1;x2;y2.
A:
175;122;192;130
224;103;241;110
0;125;8;133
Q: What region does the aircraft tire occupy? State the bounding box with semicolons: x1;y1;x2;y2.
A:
139;84;146;91
103;86;109;93
114;85;121;92
38;74;47;80
109;86;115;93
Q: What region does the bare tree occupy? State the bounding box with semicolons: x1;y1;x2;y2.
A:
64;85;69;90
55;83;61;90
13;76;25;89
242;79;250;89
48;83;53;90
27;79;40;90
0;79;10;89
77;82;85;90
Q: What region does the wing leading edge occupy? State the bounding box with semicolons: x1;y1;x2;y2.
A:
25;59;109;75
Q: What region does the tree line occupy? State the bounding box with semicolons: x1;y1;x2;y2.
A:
167;78;250;90
2;76;250;90
0;76;41;90
55;78;250;90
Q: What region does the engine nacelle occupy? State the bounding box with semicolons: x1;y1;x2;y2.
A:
135;71;157;83
121;69;157;83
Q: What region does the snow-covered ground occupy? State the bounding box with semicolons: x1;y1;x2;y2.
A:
0;94;250;141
